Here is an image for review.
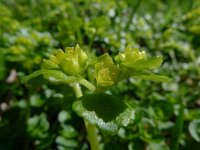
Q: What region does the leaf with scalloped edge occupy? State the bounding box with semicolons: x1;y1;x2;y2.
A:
72;93;135;135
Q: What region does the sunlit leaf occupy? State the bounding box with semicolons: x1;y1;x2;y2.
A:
72;93;135;135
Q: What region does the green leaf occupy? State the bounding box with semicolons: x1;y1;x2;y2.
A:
56;136;78;148
123;56;163;70
21;70;43;84
68;17;83;31
30;94;44;107
148;100;173;120
58;110;71;123
27;113;49;138
139;118;163;142
72;93;134;135
21;70;46;85
149;141;170;150
43;70;81;84
89;15;111;28
134;74;171;82
21;69;82;85
185;109;200;120
60;125;78;138
189;120;200;142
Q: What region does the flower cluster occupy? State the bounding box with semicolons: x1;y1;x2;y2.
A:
23;45;170;90
42;44;88;75
115;46;146;63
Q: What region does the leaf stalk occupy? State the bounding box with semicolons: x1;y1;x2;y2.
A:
72;83;100;150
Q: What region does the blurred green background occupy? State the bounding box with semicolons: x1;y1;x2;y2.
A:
0;0;200;149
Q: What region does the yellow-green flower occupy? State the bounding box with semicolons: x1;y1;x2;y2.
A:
41;44;88;75
95;53;119;87
115;46;146;63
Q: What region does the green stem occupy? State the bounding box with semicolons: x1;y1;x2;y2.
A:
71;2;83;45
171;98;184;150
72;83;83;98
79;79;96;92
169;50;178;70
23;85;31;150
76;30;83;45
88;28;97;51
72;83;100;150
85;121;100;150
125;0;141;32
189;49;200;77
28;0;33;26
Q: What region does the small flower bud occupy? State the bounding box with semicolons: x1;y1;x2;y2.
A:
59;58;80;75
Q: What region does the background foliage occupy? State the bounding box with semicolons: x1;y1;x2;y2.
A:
0;0;200;149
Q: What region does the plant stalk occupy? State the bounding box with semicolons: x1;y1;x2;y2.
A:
125;0;141;32
79;79;96;92
171;98;184;150
88;28;97;51
189;49;200;77
72;83;100;150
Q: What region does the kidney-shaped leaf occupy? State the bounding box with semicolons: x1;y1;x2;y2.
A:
72;93;135;135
